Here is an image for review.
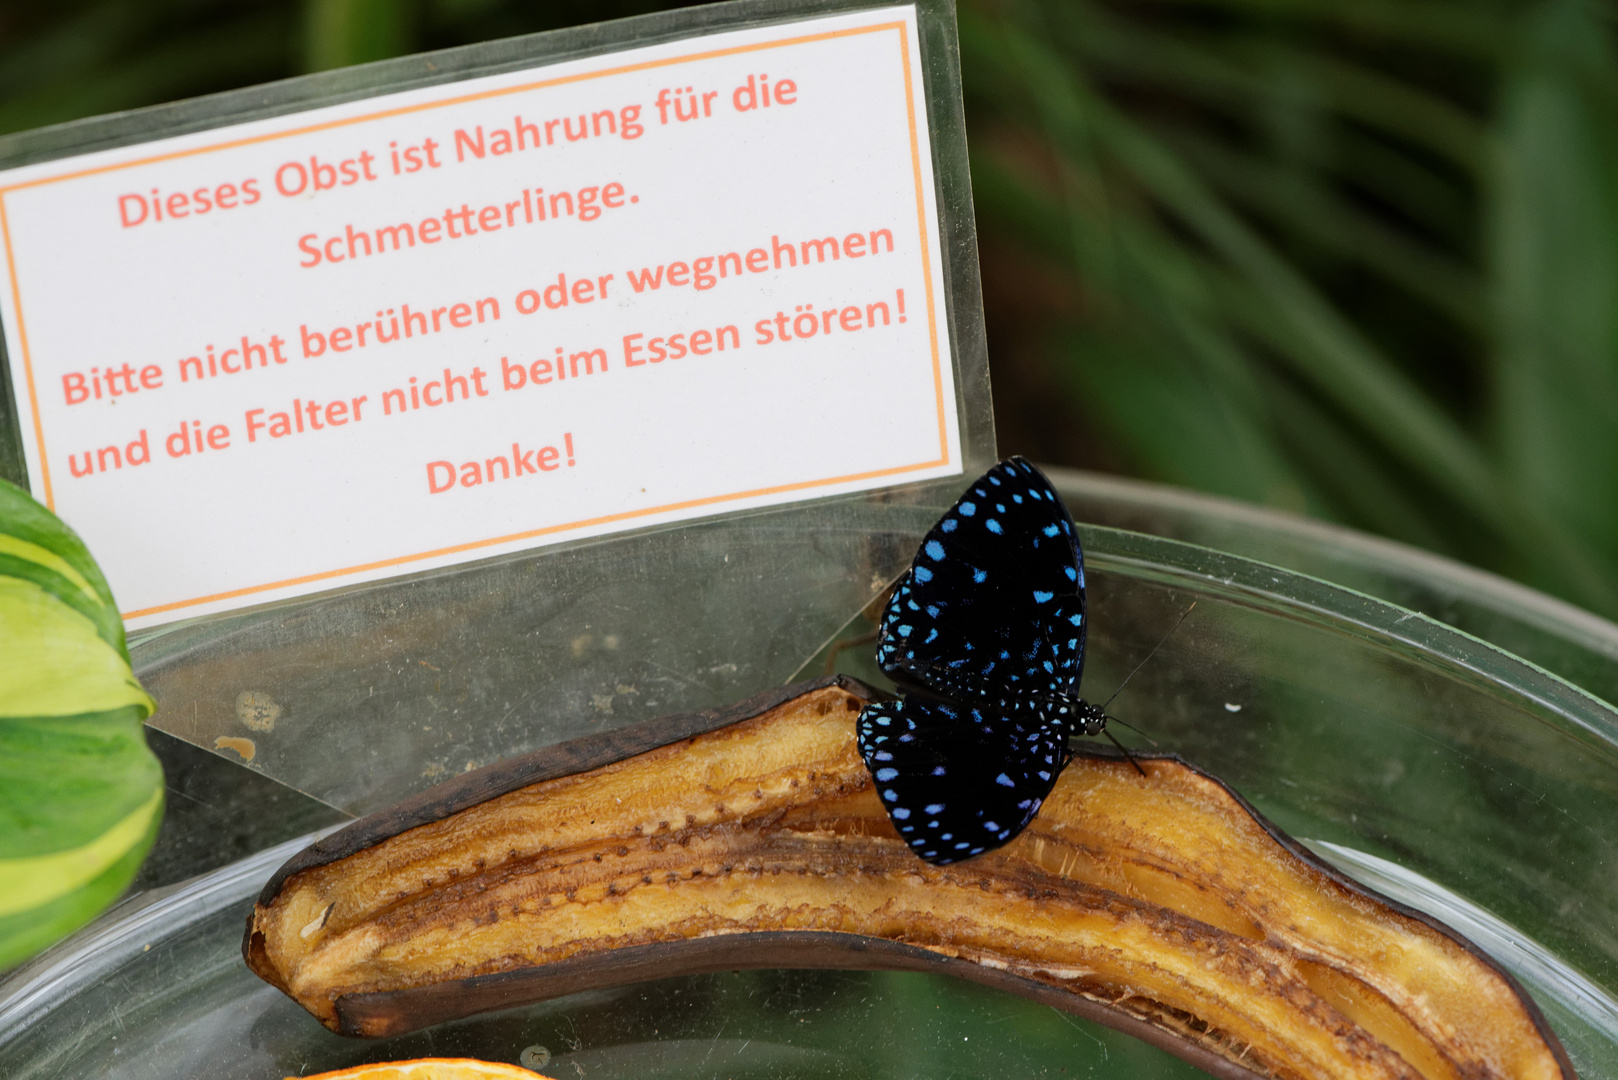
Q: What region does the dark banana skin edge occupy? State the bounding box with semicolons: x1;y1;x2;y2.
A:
335;930;1277;1080
244;675;1577;1080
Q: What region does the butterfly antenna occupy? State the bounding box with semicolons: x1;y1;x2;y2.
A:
1100;600;1197;712
1105;714;1159;747
1103;727;1147;777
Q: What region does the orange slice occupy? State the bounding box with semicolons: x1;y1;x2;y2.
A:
290;1059;553;1080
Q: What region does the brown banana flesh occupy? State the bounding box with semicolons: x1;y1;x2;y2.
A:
245;676;1575;1080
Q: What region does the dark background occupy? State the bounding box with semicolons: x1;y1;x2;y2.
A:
2;0;1616;616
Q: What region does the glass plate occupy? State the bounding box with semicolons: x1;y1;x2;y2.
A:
5;520;1618;1079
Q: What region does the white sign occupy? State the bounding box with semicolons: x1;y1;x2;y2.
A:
0;5;961;629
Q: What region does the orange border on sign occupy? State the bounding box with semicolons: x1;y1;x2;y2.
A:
0;16;957;622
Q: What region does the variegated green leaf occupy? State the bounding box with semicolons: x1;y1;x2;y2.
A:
0;482;161;971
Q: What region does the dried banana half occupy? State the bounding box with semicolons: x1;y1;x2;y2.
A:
245;676;1574;1080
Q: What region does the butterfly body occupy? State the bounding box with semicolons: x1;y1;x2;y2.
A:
856;457;1106;865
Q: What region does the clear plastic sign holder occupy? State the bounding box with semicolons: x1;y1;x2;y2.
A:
0;0;992;816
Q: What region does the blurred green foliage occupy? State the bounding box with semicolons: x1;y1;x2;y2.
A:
0;0;1615;617
967;0;1618;621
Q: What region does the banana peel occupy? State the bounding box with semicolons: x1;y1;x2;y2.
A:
245;676;1575;1080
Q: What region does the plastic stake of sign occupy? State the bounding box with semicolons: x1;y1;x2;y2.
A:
0;0;992;815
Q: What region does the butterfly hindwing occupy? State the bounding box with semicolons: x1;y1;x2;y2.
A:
856;698;1072;865
876;458;1087;709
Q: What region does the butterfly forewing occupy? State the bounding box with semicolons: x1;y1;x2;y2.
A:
856;699;1071;865
876;458;1087;708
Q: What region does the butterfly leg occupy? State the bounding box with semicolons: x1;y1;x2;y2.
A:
1103;727;1147;777
823;628;880;675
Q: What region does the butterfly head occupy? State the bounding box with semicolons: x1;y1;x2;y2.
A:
1073;699;1110;737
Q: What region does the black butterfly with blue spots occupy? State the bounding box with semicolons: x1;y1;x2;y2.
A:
856;457;1108;865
